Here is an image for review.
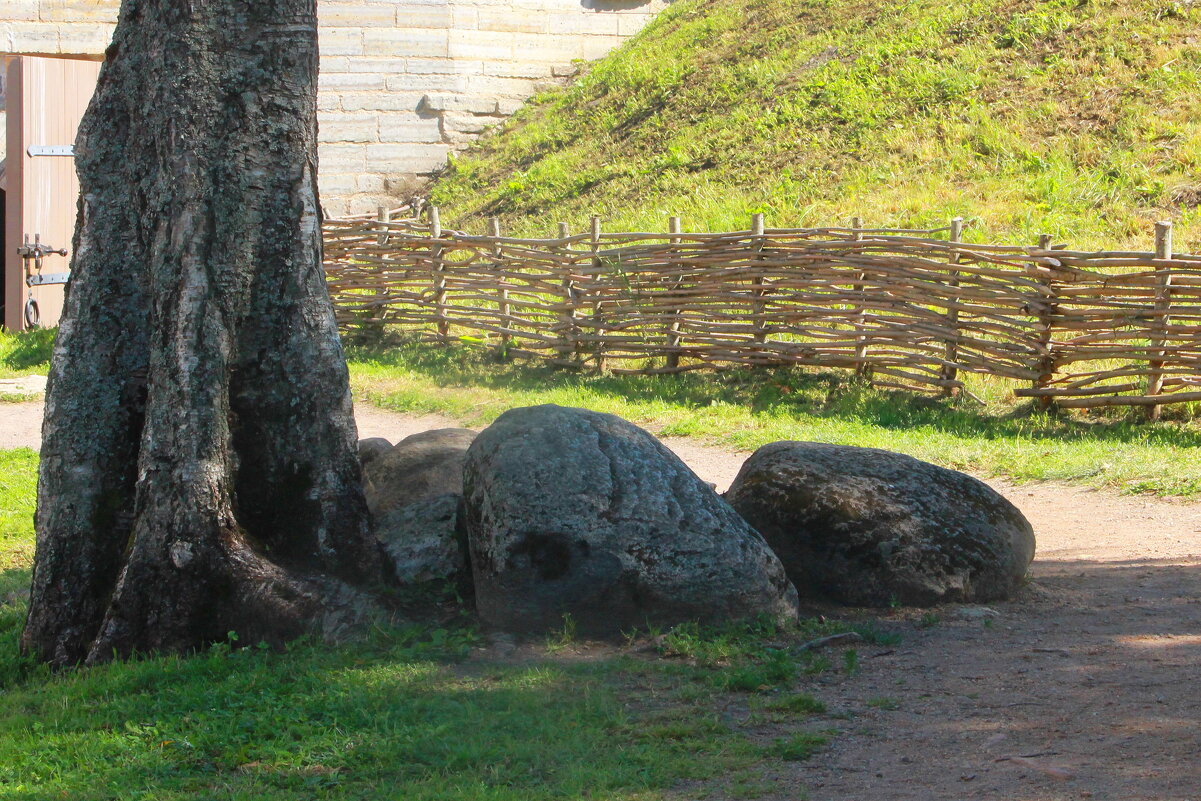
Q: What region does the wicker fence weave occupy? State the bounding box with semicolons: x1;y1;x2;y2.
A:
324;210;1201;414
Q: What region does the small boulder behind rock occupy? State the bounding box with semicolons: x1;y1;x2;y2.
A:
724;442;1035;607
364;428;477;513
463;405;799;637
363;428;477;595
358;437;393;469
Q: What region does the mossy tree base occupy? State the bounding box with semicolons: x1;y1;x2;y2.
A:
22;0;381;667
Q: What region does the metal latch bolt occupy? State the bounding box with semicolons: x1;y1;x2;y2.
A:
17;235;68;262
18;234;70;287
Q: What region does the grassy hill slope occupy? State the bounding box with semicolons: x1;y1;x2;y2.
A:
429;0;1201;251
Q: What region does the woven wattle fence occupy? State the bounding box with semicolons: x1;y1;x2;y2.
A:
324;208;1201;416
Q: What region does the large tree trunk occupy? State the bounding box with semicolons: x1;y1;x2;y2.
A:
22;0;383;667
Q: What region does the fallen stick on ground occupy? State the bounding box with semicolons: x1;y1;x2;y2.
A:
794;632;863;652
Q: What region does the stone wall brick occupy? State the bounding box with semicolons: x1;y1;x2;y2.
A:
319;173;360;195
476;9;547;34
56;22;111;53
319;72;388;91
352;57;409;74
320;4;395;27
39;0;117;23
446;30;512;61
450;7;479;30
442;111;499;135
319;112;380;143
378;114;443;144
384;73;468;93
319;28;365;56
393;5;455;29
421;93;498;114
2;22;62;53
405;57;484;75
6;1;41;23
340;92;426;112
318;143;369;172
548;12;621;36
367;142;451;173
483;60;557;79
320;57;356;73
355;174;388;194
465;74;550;97
363;28;449;58
500;31;583;62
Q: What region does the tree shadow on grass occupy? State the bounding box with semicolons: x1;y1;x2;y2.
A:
0;615;762;801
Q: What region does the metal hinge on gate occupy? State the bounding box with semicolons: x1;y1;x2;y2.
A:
27;145;75;157
27;273;71;287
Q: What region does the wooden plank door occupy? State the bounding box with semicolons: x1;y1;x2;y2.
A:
4;56;102;331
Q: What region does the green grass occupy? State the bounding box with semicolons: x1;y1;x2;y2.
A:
0;451;881;800
0;328;54;402
761;693;827;716
0;328;54;380
430;0;1201;253
346;340;1201;496
0;449;38;577
767;731;831;762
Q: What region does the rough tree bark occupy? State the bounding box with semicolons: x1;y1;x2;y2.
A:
22;0;383;667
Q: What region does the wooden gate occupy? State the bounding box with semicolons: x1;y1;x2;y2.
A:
3;56;102;331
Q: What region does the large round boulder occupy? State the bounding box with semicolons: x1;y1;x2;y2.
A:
724;442;1035;607
463;405;799;637
363;428;477;594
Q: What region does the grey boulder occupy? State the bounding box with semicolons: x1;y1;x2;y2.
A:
364;428;477;513
463;405;799;637
373;495;465;587
358;437;393;468
363;428;477;593
724;442;1035;607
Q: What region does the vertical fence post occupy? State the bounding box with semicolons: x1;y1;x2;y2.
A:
371;206;390;326
557;221;579;365
589;215;607;372
1032;233;1058;410
940;217;964;395
849;216;871;378
1147;221;1174;421
665;215;685;370
376;205;389;246
490;216;510;353
750;213;768;348
430;206;448;342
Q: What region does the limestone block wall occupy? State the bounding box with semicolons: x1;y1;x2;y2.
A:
1;0;667;214
1;1;115;56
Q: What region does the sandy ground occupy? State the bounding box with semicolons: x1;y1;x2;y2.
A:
3;399;1199;799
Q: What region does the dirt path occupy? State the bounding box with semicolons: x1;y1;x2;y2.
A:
4;399;1199;798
